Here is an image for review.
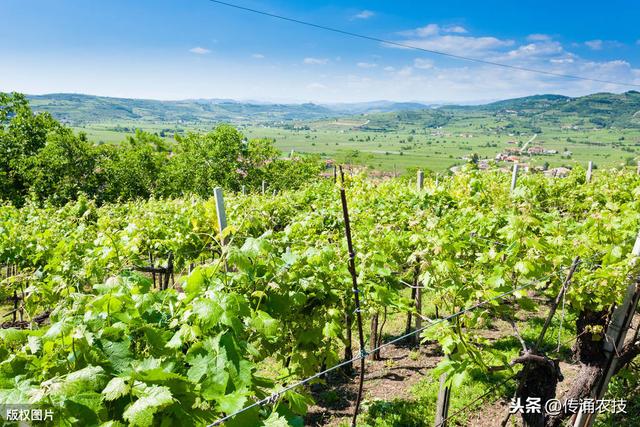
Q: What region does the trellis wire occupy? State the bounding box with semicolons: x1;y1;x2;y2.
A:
207;267;564;426
557;285;568;352
438;373;518;427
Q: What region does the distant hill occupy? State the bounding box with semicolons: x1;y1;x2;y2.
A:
321;100;431;114
443;91;640;128
26;93;340;125
23;91;640;129
25;93;432;125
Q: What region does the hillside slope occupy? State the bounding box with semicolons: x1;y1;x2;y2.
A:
446;91;640;128
23;91;640;129
25;93;432;125
27;94;337;124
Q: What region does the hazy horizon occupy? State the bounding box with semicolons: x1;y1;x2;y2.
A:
19;89;635;107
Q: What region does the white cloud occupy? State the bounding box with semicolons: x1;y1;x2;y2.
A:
394;23;514;56
353;10;375;19
399;35;514;55
303;57;328;65
401;24;440;38
397;66;413;77
443;25;468;34
369;57;639;103
383;66;395;72
414;58;434;69
357;62;377;68
550;58;575;64
585;39;603;50
189;47;211;55
586;40;624;50
527;34;552;42
307;82;327;90
501;41;564;60
252;53;265;59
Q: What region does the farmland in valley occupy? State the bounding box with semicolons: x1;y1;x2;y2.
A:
29;91;640;173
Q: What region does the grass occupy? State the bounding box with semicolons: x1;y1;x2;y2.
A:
358;370;515;427
597;364;640;427
347;305;582;427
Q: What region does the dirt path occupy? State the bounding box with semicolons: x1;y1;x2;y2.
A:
304;304;582;426
306;341;443;426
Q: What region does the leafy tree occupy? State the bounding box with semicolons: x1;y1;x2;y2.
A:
0;93;60;204
0;95;322;206
260;154;324;192
97;130;168;202
23;129;98;204
161;125;247;197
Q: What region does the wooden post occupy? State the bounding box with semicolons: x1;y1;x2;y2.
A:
573;231;640;427
241;185;246;195
435;174;439;187
12;290;17;323
340;188;367;427
534;257;580;351
414;261;422;340
405;286;416;338
370;313;379;361
636;160;640;175
261;181;266;195
333;164;337;183
415;285;423;332
434;373;451;427
290;149;294;158
214;187;229;272
149;251;156;288
417;170;424;191
214;187;228;246
586;161;593;183
163;252;173;290
510;163;519;192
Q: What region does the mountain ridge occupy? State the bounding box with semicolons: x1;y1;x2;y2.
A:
21;91;640;128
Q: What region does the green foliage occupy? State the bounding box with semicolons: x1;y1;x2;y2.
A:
2;166;640;425
0;92;61;204
96;130;168;202
0;94;322;206
162;125;247;196
23;129;99;204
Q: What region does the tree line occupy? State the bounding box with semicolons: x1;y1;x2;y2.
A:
0;93;323;206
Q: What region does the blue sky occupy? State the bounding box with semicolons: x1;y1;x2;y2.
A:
1;0;639;103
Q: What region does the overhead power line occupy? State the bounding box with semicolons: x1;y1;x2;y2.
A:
207;0;640;89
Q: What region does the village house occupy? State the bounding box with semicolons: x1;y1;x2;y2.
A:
477;160;490;170
544;167;572;177
527;146;545;155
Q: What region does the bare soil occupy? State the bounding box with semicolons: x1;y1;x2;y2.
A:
304;303;583;427
306;340;443;426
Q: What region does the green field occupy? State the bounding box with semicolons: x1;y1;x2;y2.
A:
73;114;640;174
34;90;639;173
